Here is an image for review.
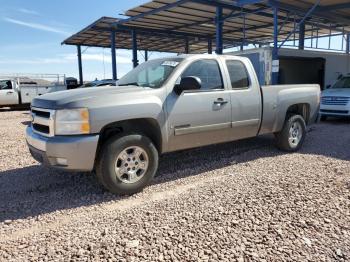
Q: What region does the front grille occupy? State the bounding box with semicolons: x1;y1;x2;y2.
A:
31;107;55;137
320;109;349;114
33;123;50;134
321;96;349;106
32;109;50;118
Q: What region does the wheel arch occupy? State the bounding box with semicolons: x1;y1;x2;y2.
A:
95;118;163;163
285;103;311;124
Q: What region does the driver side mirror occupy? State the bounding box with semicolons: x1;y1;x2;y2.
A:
174;76;201;95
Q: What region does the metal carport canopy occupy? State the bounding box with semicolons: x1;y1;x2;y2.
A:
63;1;350;52
62;0;350;84
117;0;350;50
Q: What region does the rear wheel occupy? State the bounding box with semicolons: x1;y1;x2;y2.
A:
275;114;306;152
96;134;158;195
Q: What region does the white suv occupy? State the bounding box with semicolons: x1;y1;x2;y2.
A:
320;75;350;121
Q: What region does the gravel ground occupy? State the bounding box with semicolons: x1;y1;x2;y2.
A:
0;109;349;261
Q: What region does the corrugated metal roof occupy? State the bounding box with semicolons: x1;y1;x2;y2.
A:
62;0;350;53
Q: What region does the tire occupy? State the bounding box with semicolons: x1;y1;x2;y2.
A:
275;114;306;152
320;115;327;121
96;134;159;195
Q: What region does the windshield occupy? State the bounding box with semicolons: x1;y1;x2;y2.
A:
0;80;12;90
117;58;183;88
332;77;350;89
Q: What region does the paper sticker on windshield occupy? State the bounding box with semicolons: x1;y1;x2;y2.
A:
162;61;179;67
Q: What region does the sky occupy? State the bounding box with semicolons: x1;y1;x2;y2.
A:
0;0;175;81
0;0;346;81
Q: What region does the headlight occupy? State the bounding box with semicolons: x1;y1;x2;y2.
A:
55;108;90;135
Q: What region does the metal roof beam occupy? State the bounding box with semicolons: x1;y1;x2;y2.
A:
191;0;248;11
234;0;264;6
168;6;270;33
114;24;260;44
113;24;210;39
91;25;208;41
141;39;187;52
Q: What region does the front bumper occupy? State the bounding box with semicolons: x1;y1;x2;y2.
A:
319;106;350;117
26;127;99;171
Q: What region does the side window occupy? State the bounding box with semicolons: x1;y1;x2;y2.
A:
0;81;12;90
181;59;223;90
226;60;250;89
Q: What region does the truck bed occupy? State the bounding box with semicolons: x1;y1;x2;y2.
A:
259;84;320;135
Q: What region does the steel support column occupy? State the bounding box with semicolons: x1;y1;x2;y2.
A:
77;45;83;85
215;6;223;54
185;38;189;54
299;22;305;50
145;50;148;61
272;6;279;85
132;30;138;68
111;30;117;81
208;38;212;54
241;14;246;51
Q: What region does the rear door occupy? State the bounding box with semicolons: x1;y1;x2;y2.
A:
0;80;19;106
223;59;262;139
166;58;232;151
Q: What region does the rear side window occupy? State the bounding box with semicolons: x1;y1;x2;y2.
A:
226;60;250;89
182;59;223;90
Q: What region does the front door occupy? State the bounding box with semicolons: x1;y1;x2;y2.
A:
0;80;19;106
166;59;232;151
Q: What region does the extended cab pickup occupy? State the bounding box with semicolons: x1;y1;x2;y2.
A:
26;54;320;195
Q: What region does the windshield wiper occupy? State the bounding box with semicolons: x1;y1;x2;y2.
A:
117;82;139;86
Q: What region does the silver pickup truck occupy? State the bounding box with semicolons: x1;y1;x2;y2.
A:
26;54;320;195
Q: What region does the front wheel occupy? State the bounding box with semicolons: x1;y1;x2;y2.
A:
275;114;306;152
96;134;159;195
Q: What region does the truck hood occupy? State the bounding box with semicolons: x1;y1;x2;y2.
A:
31;85;147;109
322;88;350;97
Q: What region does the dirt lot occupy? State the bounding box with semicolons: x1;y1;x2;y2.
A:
0;109;349;261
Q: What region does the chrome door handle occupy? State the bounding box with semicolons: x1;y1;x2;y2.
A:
214;98;228;105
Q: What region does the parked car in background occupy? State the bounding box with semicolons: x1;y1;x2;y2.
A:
82;79;116;88
319;74;350;121
0;74;69;109
26;54;320;195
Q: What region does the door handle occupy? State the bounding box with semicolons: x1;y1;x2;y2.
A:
6;91;14;95
214;98;228;106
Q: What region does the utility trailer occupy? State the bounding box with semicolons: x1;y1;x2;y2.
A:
0;74;72;108
231;47;350;90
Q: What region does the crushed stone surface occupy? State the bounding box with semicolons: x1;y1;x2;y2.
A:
0;109;349;261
